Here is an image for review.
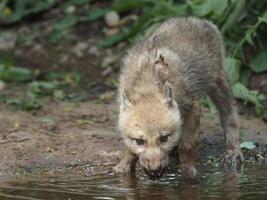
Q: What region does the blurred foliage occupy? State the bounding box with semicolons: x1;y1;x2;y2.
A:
0;0;267;115
0;0;56;24
100;0;267;115
0;56;81;110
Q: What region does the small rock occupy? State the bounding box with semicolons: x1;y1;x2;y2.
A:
14;122;20;129
76;119;95;126
65;5;76;14
19;26;31;35
72;42;88;58
105;28;120;36
62;107;73;112
59;54;70;64
101;67;112;76
88;46;100;56
0;80;5;92
99;91;116;101
264;150;267;163
68;149;77;155
250;73;267;94
117;42;126;48
14;49;23;56
104;11;120;27
40;117;55;127
101;55;117;68
32;43;43;51
46;146;55;153
120;14;138;26
0;32;17;51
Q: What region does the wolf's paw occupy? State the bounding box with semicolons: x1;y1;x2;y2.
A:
181;164;197;178
220;148;243;168
113;162;132;174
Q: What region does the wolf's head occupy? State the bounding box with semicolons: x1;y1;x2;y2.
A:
118;80;182;179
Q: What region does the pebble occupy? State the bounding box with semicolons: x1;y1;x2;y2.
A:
101;67;112;76
105;28;119;36
0;32;17;51
104;11;120;27
101;55;118;68
0;80;5;92
88;46;100;56
72;42;88;58
66;5;76;14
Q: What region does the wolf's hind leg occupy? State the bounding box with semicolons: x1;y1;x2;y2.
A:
209;73;243;168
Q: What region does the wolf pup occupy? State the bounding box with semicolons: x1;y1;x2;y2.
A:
115;17;243;179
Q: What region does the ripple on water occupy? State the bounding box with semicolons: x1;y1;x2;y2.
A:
0;163;266;200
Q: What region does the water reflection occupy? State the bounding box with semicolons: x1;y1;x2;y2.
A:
120;168;241;200
0;164;266;200
219;170;240;200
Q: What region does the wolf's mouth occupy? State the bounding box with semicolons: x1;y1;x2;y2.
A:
143;167;166;179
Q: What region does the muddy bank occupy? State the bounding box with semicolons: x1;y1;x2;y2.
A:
0;98;267;179
0;100;120;177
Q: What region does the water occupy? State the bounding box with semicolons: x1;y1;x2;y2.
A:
0;164;266;200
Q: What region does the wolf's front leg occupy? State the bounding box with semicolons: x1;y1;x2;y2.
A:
114;149;138;173
178;101;200;177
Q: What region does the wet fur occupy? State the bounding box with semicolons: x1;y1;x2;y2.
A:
115;17;243;177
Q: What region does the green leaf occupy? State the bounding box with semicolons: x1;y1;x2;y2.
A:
249;50;267;73
221;0;245;34
191;0;228;16
98;32;127;48
4;98;21;105
0;54;14;67
29;81;60;95
111;0;148;13
67;0;91;5
21;99;43;111
1;0;56;24
85;8;110;21
53;89;65;100
244;31;255;46
49;30;64;44
28;1;56;14
240;68;252;86
201;96;218;114
225;57;241;85
54;15;78;30
0;0;7;13
259;11;267;23
0;65;34;82
2;96;42;111
240;141;256;150
210;0;228;15
43;71;66;80
232;82;264;113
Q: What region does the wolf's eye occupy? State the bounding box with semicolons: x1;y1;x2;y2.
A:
160;135;168;143
135;138;145;145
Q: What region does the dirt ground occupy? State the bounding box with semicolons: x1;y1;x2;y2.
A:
0;96;267;179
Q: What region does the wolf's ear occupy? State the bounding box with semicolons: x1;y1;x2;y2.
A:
120;89;132;110
155;54;164;64
163;82;175;108
154;54;169;81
